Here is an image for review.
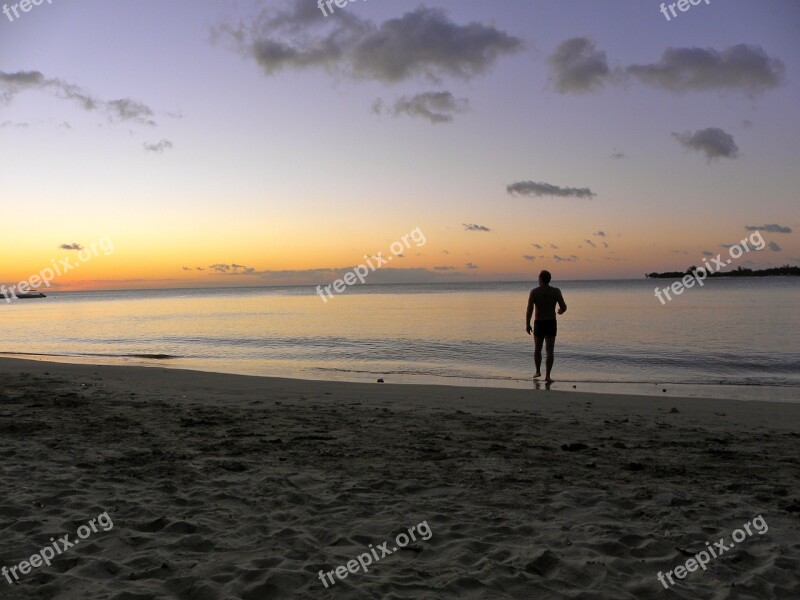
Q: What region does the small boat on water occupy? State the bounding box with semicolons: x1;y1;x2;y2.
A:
1;291;46;299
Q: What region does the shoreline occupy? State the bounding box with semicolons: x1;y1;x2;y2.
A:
1;353;797;403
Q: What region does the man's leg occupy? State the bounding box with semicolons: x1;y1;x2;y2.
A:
544;336;556;382
533;335;543;378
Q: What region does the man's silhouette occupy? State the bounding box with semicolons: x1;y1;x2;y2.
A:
526;270;567;382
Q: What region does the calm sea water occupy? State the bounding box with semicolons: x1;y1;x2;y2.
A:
1;279;798;401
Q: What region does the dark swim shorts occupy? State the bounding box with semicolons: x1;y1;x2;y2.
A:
533;319;557;338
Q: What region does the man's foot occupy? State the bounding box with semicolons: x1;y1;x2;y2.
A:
545;377;554;383
534;372;542;379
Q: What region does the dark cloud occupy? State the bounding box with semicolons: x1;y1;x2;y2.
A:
378;91;468;124
182;266;192;271
553;255;579;262
673;127;739;161
532;243;543;250
465;262;478;269
745;224;791;234
214;1;523;82
434;265;456;271
219;5;522;83
507;181;596;199
594;231;606;237
626;44;785;94
522;255;536;262
0;70;157;125
584;239;596;248
702;251;714;256
767;241;782;252
463;223;491;232
549;37;612;94
143;139;173;153
59;243;83;251
610;149;626;160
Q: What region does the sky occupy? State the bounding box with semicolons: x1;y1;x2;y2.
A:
1;0;798;290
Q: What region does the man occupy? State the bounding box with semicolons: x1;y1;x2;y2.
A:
526;270;567;382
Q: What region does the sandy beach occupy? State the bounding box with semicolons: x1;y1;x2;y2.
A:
0;357;797;599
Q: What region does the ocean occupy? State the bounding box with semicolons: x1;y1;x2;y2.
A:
1;279;798;401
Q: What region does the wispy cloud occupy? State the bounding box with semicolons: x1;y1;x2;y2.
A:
507;181;596;199
745;224;792;234
463;223;491;232
143;139;174;153
59;243;83;251
376;91;469;124
0;70;157;125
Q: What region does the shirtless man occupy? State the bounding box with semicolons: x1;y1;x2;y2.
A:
525;270;567;382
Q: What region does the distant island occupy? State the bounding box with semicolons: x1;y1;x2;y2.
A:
646;265;800;279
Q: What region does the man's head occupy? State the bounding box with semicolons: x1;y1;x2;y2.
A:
538;270;552;286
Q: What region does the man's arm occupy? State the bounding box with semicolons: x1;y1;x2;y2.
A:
557;289;567;315
526;290;535;334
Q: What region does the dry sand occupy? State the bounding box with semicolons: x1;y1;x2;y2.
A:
0;357;798;599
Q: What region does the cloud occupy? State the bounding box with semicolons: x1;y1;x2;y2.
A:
465;262;478;269
522;255;536;262
745;224;792;234
553;255;579;262
584;239;596;248
463;223;491;232
532;243;543;250
610;149;626;160
378;91;468;124
182;266;192;271
59;243;83;251
549;37;612;94
0;70;157;125
219;5;523;83
549;244;559;249
626;44;785;94
507;181;596;199
767;241;782;252
594;231;606;237
143;139;173;153
434;265;455;271
702;250;714;256
602;242;609;248
672;127;739;161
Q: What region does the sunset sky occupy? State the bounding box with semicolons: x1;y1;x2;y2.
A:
1;0;798;290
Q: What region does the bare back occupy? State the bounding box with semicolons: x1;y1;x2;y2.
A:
529;285;565;321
